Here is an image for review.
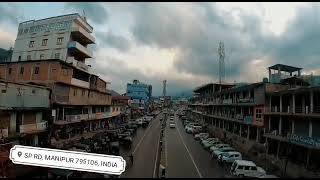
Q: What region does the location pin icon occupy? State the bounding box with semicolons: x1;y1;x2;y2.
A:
18;151;22;157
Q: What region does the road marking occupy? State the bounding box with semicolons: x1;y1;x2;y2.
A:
175;115;203;178
132;116;156;154
153;123;161;178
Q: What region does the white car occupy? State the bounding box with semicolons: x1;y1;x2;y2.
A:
194;133;209;140
212;147;235;158
203;140;220;150
209;143;230;153
230;160;266;178
201;138;219;145
169;122;176;128
217;151;242;163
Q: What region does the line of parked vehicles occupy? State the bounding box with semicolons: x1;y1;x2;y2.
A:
178;112;277;178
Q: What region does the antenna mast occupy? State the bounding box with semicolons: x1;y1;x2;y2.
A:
218;41;225;84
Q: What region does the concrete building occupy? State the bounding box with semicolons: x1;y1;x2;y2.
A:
126;79;152;112
0;48;13;63
0;80;50;147
188;64;320;178
0;13;113;148
111;93;131;126
12;13;94;66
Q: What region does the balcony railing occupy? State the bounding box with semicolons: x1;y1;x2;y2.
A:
64;112;112;122
71;78;90;88
71;26;95;44
20;121;48;133
237;97;254;103
66;57;91;73
67;41;93;58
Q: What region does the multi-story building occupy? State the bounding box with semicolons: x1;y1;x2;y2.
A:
111;93;131;126
0;13;112;148
126;79;152;112
188;64;320;178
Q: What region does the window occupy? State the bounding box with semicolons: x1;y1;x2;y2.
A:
18;56;21;61
40;54;45;60
82;90;85;96
251;167;257;171
29;41;34;48
8;68;12;74
57;37;63;45
237;166;244;170
1;89;6;93
27;55;31;60
256;109;262;119
20;67;24;74
73;88;77;96
34;66;39;74
244;166;250;171
32;89;36;94
54;53;60;59
42;39;48;46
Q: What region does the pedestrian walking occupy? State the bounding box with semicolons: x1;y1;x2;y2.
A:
129;153;134;165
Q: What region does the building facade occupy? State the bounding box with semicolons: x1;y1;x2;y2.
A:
0;80;50;147
0;13;113;149
188;64;320;178
126;79;152;112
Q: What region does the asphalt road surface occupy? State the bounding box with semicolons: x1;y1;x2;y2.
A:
120;115;161;178
164;113;231;178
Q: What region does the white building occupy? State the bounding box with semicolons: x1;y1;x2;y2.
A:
12;13;95;72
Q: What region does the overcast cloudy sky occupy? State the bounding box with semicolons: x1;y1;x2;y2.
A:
0;2;319;96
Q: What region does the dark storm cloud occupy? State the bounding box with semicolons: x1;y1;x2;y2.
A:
130;2;320;83
0;3;23;25
270;4;320;70
90;56;200;96
65;2;108;24
96;31;131;52
130;2;275;82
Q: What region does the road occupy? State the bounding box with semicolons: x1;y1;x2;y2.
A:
164;113;231;178
120;114;161;178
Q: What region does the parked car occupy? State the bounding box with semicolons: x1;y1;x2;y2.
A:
136;119;143;126
258;174;278;178
142;121;149;128
230;160;266;178
194;133;209;140
209;143;231;153
217;151;242;163
203;140;220;150
212;147;236;158
201;138;219;145
191;126;203;134
169;122;176;128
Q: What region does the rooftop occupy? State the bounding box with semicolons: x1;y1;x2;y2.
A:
268;64;302;72
19;13;93;30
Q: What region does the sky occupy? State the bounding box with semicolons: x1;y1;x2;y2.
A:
0;2;319;96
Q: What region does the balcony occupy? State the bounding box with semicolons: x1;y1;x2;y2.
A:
20;121;48;134
57;112;112;125
67;41;93;58
222;99;233;104
71;26;95;44
66;57;92;73
71;78;90;88
237;97;254;103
